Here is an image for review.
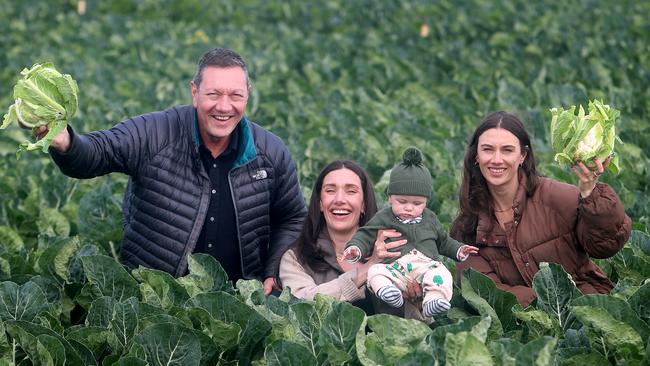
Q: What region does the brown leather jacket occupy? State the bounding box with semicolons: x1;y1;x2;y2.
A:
455;176;631;306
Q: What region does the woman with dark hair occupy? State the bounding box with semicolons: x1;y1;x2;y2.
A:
451;111;631;306
279;160;420;315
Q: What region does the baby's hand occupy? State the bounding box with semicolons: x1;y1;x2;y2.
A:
342;246;362;263
458;245;479;261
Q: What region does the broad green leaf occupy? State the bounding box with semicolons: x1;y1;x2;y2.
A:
629;230;650;256
288;302;322;359
514;336;557;366
359;314;432;365
235;279;265;307
512;305;554;339
559;352;610;366
37;236;80;284
429;317;483;363
571;294;650;341
0;321;9;359
488;338;523;366
34;312;65;334
444;331;493;366
36;207;70;237
628;282;650;327
109;298;139;352
264;340;317;366
77;179;123;245
460;269;505;337
177;253;232;296
86;296;115;327
133;323;201;366
108;356;148;366
67;244;104;285
0;281;49;322
186;307;240;352
532;262;580;331
81;255;139;301
138;313;191;333
317;301;365;364
5;320;86;366
0;226;24;254
65;325;109;361
132;267;189;309
366;314;432;345
36;334;66;366
0;257;9;280
571;305;645;362
189;291;271;365
395;351;437;366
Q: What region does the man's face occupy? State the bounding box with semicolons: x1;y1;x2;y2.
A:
191;66;249;144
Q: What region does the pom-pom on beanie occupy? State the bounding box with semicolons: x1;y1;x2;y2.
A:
386;147;432;198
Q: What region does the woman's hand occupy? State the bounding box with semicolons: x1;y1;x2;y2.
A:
367;229;406;264
572;156;610;198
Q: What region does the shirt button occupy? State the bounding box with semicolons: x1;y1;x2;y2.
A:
211;189;216;194
495;240;499;244
514;220;518;225
208;243;212;248
524;262;529;267
210;217;214;222
213;163;217;168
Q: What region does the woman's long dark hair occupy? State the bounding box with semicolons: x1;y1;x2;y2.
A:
450;111;539;244
293;160;378;272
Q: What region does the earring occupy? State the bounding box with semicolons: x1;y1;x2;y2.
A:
474;160;479;166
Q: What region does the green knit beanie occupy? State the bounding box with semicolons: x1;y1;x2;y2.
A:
387;147;432;198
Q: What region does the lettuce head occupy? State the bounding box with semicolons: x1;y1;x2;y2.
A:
1;62;78;155
550;99;621;174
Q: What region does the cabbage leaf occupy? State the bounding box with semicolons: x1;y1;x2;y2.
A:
1;63;78;155
550;99;621;173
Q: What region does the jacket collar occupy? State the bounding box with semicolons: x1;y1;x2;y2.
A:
192;109;258;168
316;230;343;271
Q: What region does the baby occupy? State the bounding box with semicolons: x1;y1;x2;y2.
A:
343;147;478;318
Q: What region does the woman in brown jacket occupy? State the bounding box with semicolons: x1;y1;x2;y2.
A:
451;111;632;306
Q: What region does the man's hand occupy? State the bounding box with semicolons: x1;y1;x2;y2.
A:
263;277;279;295
34;125;71;152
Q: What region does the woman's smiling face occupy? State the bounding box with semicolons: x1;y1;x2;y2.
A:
476;127;526;190
319;168;365;236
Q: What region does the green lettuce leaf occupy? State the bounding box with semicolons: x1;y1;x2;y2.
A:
1;63;79;156
549;99;621;173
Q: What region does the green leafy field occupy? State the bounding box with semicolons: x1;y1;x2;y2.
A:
1;0;649;364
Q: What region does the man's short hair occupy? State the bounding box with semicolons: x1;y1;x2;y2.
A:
193;48;250;87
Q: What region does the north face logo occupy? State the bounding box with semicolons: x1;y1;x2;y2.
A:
251;169;267;180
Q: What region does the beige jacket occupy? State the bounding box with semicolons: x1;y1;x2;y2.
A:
279;231;429;321
279;232;366;301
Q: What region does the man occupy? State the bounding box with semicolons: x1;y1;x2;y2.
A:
41;48;306;294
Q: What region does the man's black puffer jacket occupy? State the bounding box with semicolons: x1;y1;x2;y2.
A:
51;105;306;279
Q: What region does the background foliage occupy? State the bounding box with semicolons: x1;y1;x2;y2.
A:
1;0;649;365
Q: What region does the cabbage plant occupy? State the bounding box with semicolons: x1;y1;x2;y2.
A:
550;99;621;173
1;62;78;155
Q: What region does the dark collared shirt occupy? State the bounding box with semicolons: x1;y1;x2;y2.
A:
195;127;242;282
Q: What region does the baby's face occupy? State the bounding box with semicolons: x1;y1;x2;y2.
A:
388;194;427;219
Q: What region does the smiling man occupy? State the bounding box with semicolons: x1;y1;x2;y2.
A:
44;48;306;293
